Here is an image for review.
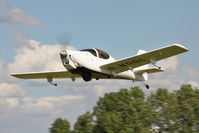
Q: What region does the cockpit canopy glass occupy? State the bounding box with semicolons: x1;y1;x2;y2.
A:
96;49;109;59
80;48;109;59
80;49;97;57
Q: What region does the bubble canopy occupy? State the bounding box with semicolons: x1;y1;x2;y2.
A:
80;48;110;59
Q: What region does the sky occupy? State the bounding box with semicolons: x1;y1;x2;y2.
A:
0;0;199;133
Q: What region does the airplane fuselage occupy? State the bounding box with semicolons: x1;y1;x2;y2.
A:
60;49;136;81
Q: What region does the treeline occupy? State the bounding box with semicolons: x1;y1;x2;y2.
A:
49;85;199;133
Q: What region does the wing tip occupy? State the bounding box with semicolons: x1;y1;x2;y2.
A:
172;44;189;51
11;73;21;78
11;73;16;77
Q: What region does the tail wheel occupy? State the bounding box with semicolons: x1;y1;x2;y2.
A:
82;73;92;82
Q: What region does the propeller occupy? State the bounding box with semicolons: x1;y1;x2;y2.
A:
56;32;73;51
57;32;73;61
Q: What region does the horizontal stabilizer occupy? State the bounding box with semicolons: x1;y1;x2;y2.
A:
134;67;164;74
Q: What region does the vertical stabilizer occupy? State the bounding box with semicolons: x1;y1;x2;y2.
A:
134;49;148;81
137;49;146;55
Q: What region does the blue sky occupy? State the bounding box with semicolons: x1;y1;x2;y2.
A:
1;0;198;65
0;0;199;133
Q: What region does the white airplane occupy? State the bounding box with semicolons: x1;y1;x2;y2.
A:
11;44;188;89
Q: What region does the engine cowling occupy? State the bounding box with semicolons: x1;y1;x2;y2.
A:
60;50;77;71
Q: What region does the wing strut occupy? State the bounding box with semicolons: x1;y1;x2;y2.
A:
150;58;161;69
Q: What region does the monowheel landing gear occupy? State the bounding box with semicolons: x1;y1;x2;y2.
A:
82;73;92;82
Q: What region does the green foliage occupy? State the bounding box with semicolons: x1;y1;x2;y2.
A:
49;84;199;133
73;111;94;133
176;85;199;132
149;88;179;132
93;87;155;133
150;84;199;132
49;118;71;133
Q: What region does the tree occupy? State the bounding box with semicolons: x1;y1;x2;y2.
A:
49;85;199;133
49;118;71;133
73;111;94;133
149;88;179;132
93;87;155;133
176;85;199;132
149;85;199;132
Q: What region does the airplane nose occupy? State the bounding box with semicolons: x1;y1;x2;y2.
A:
60;50;69;65
60;50;67;59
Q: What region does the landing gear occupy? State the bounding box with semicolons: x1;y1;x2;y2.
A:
50;83;57;86
82;73;92;82
70;67;93;82
145;84;149;89
47;76;57;86
142;82;150;89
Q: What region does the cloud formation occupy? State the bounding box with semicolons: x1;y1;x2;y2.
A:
0;34;133;132
12;30;31;49
0;32;87;132
0;94;86;133
0;32;198;133
0;83;26;98
149;56;199;91
0;7;43;27
0;1;198;132
0;0;9;8
8;41;76;73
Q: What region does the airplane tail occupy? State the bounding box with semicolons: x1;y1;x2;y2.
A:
133;49;164;81
134;50;148;81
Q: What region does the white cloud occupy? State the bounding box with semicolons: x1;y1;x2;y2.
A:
0;7;43;27
0;37;87;132
147;56;199;92
18;95;84;115
0;95;85;133
8;39;76;73
187;81;199;88
0;0;9;8
184;67;199;81
0;60;15;83
157;56;179;70
149;57;186;91
0;83;26;98
0;98;19;111
0;60;4;73
12;30;31;49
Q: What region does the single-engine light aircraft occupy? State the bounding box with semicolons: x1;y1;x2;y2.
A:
11;44;188;89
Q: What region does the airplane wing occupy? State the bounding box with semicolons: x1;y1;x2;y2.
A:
11;70;127;81
101;44;188;73
11;70;81;79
